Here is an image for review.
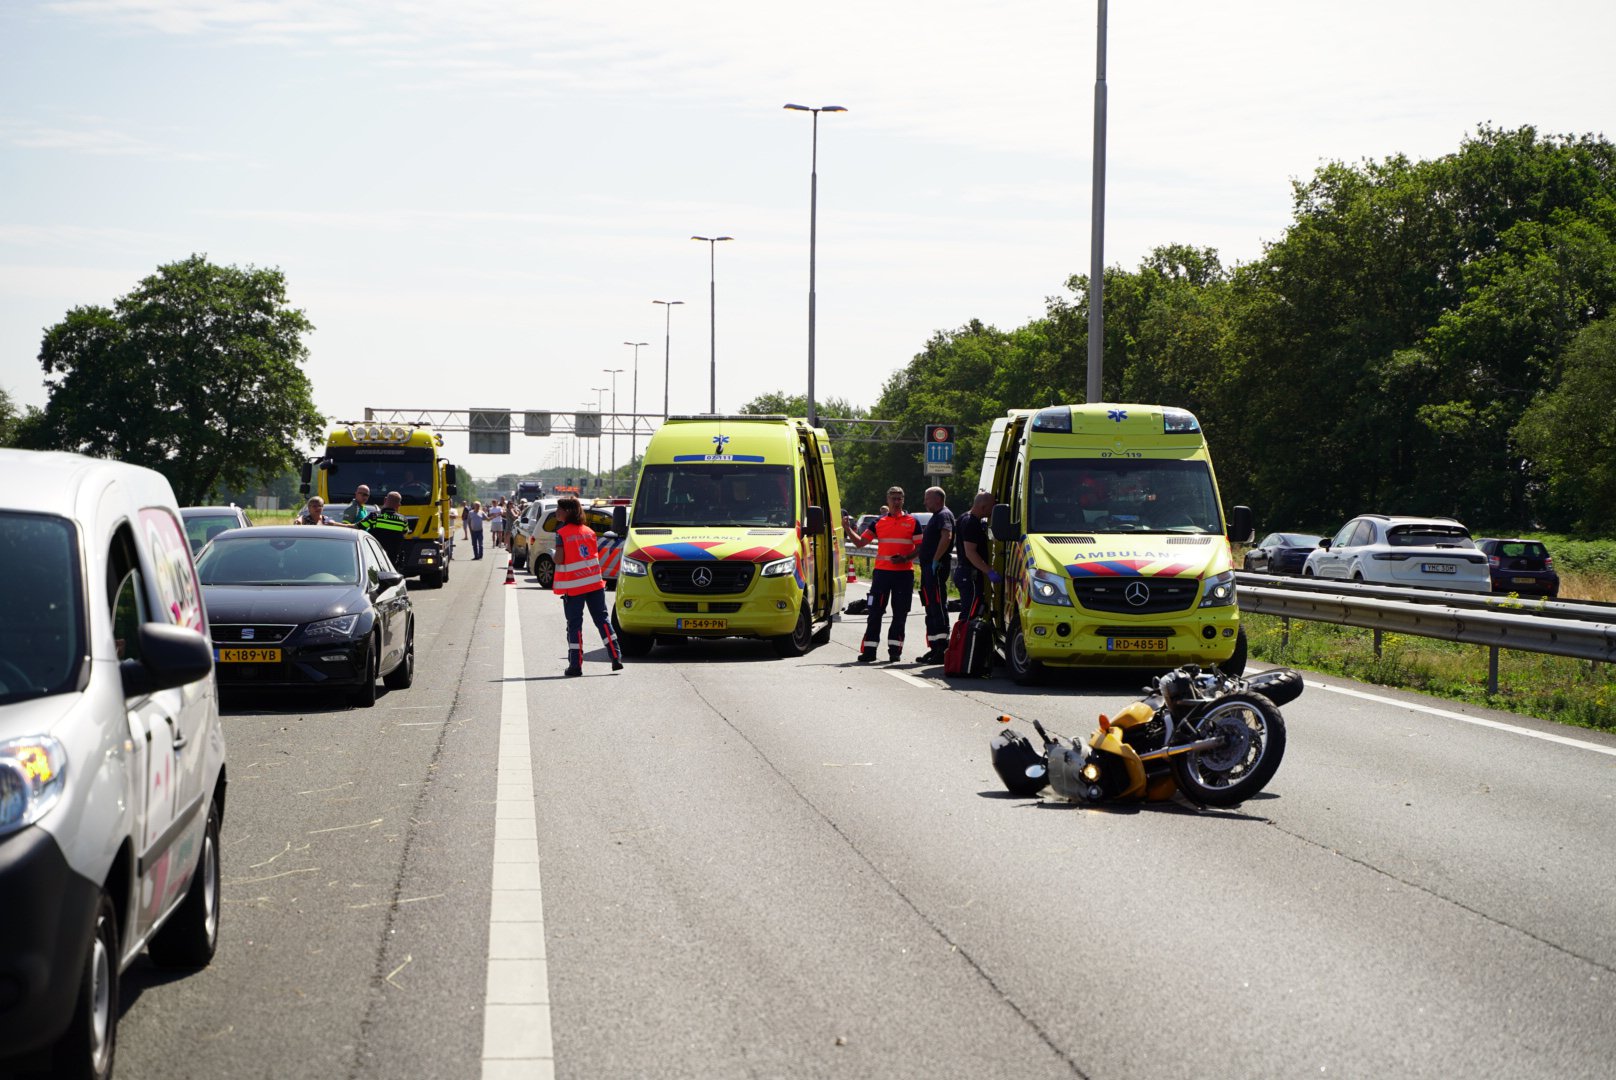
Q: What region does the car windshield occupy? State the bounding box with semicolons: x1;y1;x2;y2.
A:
0;512;85;704
181;512;242;554
322;446;436;505
1028;458;1223;534
632;464;794;528
196;535;361;585
1387;525;1472;548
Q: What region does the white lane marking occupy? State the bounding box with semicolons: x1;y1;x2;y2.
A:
480;588;555;1080
1315;681;1616;759
885;669;935;690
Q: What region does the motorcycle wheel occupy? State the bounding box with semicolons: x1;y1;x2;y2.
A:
1170;691;1286;807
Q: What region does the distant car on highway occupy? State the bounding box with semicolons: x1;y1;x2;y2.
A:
1475;538;1560;598
180;504;254;554
512;497;559;571
195;526;414;706
1243;532;1323;575
1303;515;1490;592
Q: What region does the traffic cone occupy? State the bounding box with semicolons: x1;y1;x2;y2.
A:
847;564;857;584
504;553;516;585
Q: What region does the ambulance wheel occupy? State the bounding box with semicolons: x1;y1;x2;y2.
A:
613;613;654;657
1219;627;1248;677
1006;621;1042;685
812;617;833;645
773;604;813;657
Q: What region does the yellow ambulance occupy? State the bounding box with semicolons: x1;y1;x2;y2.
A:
612;415;845;656
978;403;1253;682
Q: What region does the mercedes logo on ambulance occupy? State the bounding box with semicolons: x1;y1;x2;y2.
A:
1124;580;1150;607
692;567;713;588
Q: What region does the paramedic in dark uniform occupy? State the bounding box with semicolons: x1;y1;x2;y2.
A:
913;486;955;663
953;491;1001;622
845;485;923;663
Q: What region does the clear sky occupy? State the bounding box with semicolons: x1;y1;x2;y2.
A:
3;1;1611;476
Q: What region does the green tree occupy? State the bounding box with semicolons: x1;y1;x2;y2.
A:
1513;315;1616;531
23;254;324;505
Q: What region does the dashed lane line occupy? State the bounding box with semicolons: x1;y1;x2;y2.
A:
479;586;555;1080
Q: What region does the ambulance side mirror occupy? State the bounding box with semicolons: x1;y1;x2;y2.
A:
805;506;825;535
990;503;1015;541
612;506;628;535
1226;505;1254;545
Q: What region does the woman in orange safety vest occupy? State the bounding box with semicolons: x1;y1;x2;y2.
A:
844;485;924;663
554;496;623;677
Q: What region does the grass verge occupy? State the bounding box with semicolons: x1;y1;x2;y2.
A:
1244;614;1615;734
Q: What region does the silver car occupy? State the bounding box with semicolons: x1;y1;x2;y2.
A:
1303;514;1490;592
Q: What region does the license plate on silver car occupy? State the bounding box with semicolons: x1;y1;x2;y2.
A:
1421;563;1456;573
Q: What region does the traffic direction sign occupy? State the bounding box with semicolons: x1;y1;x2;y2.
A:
925;424;955;475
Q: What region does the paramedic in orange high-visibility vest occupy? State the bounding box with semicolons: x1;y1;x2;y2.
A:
844;485;924;663
553;496;624;677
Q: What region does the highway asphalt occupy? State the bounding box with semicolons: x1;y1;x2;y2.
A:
111;554;1616;1080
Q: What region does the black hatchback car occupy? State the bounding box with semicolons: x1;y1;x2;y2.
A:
1475;538;1560;598
1242;532;1323;575
195;526;414;705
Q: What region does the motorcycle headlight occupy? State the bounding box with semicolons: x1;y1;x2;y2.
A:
761;556;796;578
299;613;362;644
1029;568;1072;607
0;736;68;838
1199;570;1237;607
620;556;647;577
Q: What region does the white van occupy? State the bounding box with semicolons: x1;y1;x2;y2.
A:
0;449;226;1080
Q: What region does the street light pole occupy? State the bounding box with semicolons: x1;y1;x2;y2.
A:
1087;0;1108;403
784;103;846;427
603;367;622;494
590;388;607;494
690;236;733;413
652;300;683;420
623;340;648;471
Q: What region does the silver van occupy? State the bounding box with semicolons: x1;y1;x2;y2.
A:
0;450;226;1080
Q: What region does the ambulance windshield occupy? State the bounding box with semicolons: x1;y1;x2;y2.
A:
633;464;794;528
1028;458;1222;534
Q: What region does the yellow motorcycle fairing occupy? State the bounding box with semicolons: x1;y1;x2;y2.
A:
1090;699;1178;801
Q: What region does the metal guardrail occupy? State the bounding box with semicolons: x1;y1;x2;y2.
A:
1234;572;1616;691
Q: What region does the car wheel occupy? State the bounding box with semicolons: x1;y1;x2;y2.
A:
148;799;222;968
1006;620;1040;685
52;889;119;1080
439;557;449;583
352;634;379;707
384;618;415;690
1302;567;1315;577
514;547;528;571
1243;555;1256;571
612;611;654;657
533;554;555;590
1352;571;1365;583
1220;627;1249;676
773;603;813;657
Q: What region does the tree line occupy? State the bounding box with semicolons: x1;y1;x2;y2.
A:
752;126;1616;536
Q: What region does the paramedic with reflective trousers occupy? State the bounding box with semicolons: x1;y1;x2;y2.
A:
553;496;624;677
914;485;954;663
844;485;924;663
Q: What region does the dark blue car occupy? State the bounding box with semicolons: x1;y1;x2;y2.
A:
1243;532;1323;575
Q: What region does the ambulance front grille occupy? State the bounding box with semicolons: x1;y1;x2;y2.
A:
652;562;755;595
1071;577;1198;614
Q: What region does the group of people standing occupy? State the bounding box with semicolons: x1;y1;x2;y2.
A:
294;484;410;564
843;485;998;665
459;495;521;560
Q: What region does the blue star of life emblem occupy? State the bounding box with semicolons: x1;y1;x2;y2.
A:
1107;409;1128;423
713;434;730;449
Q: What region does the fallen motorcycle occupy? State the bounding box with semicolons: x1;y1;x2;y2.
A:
990;666;1303;807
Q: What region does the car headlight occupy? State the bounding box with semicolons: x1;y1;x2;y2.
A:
1029;567;1073;607
299;613;362;644
761;556;796;578
620;555;647;577
0;736;68;838
1199;570;1237;607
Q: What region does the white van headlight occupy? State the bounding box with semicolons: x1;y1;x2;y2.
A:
619;556;647;577
761;556;796;578
1199;570;1237;607
1029;568;1073;607
0;736;68;837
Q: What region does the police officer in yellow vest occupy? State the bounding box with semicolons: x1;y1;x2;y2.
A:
361;490;410;569
845;485;925;663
